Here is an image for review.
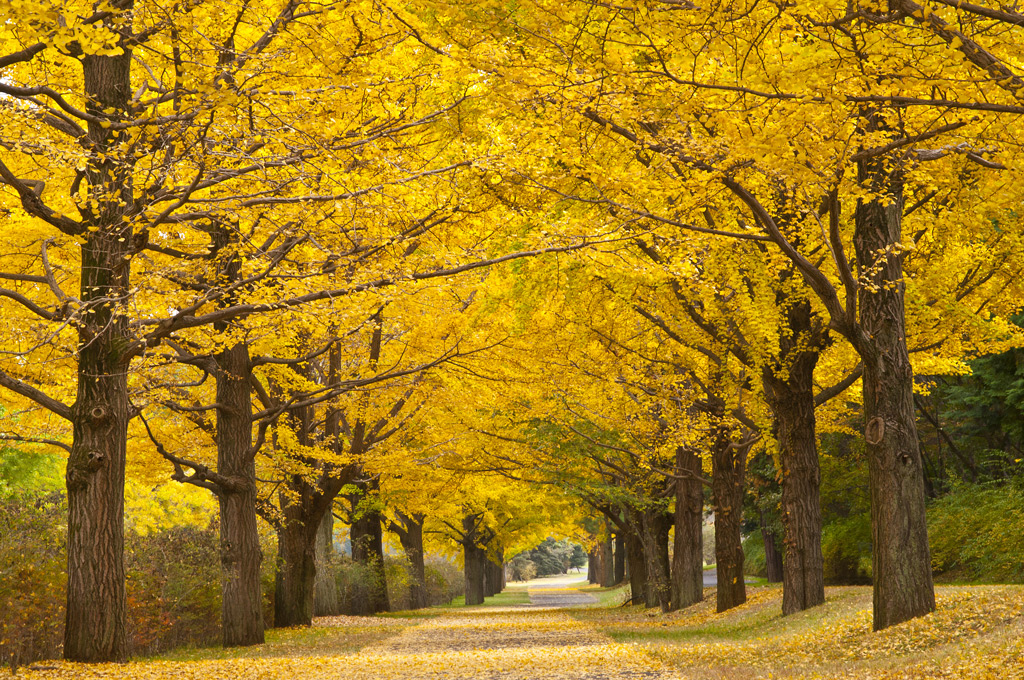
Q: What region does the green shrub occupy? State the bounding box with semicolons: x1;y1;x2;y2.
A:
821;512;873;584
928;480;1024;582
742;531;766;578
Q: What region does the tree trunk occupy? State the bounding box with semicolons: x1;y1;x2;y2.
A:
393;512;427;610
640;508;671;611
485;554;503;597
274;509;316;627
762;315;825;613
600;534;615;588
216;343;265;646
614;532;626;585
624;526;647;605
350;497;390;614
671;446;704;610
760;513;784;584
712;424;747;613
63;42;134;666
587;548;599;584
854;148;935;629
463;515;486;606
314;511;340;615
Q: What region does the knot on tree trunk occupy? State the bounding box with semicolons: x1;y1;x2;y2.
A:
866;416;885;445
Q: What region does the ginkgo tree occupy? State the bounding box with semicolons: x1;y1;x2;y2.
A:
430;0;1024;629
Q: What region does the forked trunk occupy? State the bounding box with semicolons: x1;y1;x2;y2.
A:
671;446;704;610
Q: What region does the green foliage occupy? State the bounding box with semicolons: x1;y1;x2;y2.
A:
510;537;580;577
819;435;873;585
821;513;873;584
742;531;767;578
507;553;538;582
928;480;1024;583
941;341;1024;454
0;446;63;497
569;543;588;570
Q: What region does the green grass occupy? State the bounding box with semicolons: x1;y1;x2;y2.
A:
577;582;631;608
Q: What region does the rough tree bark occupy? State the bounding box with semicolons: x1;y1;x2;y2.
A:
600;533;615;588
761;299;825;613
462;514;486;606
624;522;648;605
671;446;704;610
712;422;748;613
760;512;784;584
640;507;671;611
62;33;135;664
854;138;935;629
274;501;317;627
216;343;265;646
484;551;503;597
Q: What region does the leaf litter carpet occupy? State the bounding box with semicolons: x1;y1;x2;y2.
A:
20;584;681;679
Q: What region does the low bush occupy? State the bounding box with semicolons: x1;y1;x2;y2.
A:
0;490;275;665
125;525;222;655
424;557;463;605
316;552;464;612
742;531;766;578
0;491;66;667
384;556;414;611
929;479;1024;582
820;511;873;584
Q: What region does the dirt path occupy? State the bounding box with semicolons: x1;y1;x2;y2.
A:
355;608;680;679
524;573;599;607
